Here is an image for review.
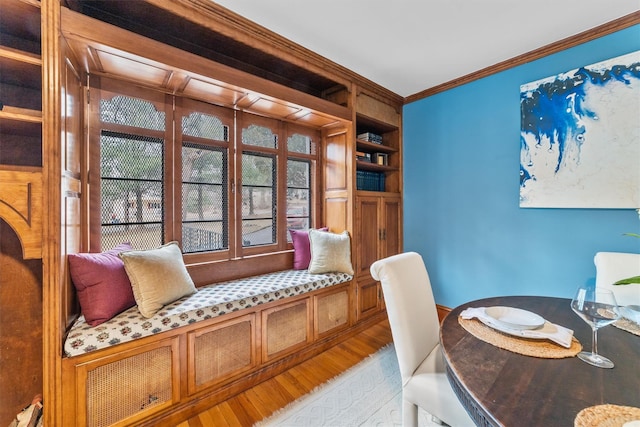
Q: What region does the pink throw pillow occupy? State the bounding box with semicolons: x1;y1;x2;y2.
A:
290;228;328;270
68;243;136;326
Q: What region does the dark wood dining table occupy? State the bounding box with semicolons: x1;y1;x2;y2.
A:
440;295;640;427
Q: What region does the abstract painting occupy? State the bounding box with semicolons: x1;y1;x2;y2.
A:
519;50;640;208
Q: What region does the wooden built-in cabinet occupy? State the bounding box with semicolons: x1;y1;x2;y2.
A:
350;91;403;320
355;114;401;194
0;0;403;425
355;193;402;319
60;283;352;427
0;0;44;423
0;0;43;253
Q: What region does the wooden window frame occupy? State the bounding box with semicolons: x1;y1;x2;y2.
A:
88;78;321;266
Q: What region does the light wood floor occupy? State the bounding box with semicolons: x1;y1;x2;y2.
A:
176;319;393;427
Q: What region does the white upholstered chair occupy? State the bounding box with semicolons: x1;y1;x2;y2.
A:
370;252;474;427
594;251;640;306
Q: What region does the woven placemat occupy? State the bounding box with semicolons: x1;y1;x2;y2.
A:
614;318;640;337
458;317;582;358
574;404;640;427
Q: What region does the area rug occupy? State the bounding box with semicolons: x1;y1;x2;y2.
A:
255;345;439;426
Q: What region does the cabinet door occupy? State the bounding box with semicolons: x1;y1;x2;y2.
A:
380;195;401;259
355;196;381;277
262;298;312;362
355;194;402;275
75;338;181;427
357;278;382;320
187;314;257;395
355;194;401;319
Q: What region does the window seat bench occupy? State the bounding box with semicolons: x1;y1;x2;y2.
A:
64;269;352;357
59;268;376;427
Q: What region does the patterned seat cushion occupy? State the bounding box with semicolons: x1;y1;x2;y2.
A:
64;269;352;357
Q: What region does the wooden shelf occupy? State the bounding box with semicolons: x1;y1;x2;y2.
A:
0;110;42;139
0;46;41;66
0;53;42;89
355;139;397;154
356;189;401;197
356;160;398;173
0;164;42;173
0;106;42;123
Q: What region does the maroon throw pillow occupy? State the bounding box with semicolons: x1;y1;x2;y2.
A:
68;243;136;326
289;228;328;270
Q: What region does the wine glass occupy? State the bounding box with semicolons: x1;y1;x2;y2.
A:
570;286;620;368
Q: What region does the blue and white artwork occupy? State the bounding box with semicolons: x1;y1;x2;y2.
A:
519;50;640;208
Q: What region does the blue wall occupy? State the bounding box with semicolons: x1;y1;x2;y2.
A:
403;25;640;309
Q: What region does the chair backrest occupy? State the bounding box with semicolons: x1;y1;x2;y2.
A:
370;252;440;385
594;252;640;306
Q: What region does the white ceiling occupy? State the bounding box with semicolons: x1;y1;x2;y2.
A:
212;1;639;98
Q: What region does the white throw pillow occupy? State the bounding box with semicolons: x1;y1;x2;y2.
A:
308;230;354;275
119;241;197;318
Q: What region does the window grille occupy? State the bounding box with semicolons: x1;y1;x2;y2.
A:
286;159;311;241
100;131;164;251
100;95;165;131
286;132;314;242
182;142;228;253
241;152;276;247
287;133;316;155
182;112;228;141
95;85;319;259
242;124;278;149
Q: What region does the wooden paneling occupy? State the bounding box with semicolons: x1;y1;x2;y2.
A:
0;168;42;259
262;298;312;362
314;285;350;338
75;338;181;427
41;2;403;426
60;36;84;342
355;196;379;277
187;315;257;395
0;220;42;424
357;280;381;320
356;91;400;127
60;7;351;127
0;132;42;167
323;126;352;233
354;194;402;320
292;111;342;128
381;195;401;260
181;77;246;107
94;48;174;88
437;304;452;324
324;130;349;192
324;198;349;234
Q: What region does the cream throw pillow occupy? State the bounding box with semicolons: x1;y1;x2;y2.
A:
119;241;197;318
308;230;354;275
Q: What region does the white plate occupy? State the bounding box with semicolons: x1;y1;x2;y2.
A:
484;306;545;330
621;305;640;324
477;315;566;343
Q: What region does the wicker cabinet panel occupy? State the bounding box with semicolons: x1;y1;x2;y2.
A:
188;314;256;394
78;338;179;427
315;286;349;338
263;298;311;360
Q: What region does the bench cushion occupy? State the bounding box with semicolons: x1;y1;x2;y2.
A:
64;269;352;357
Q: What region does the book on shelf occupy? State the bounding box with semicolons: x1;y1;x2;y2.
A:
372;153;388;166
357;132;383;144
356;170;385;191
356;151;371;162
